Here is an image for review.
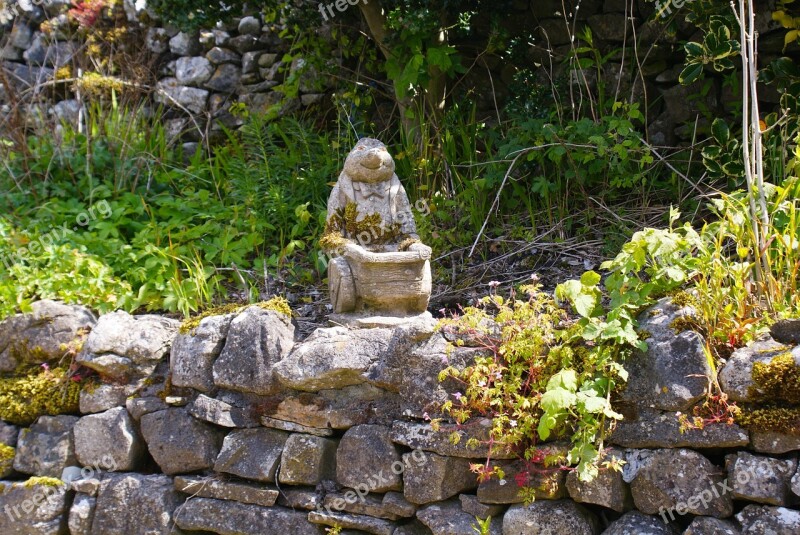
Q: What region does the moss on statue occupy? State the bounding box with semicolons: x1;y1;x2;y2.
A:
179;296;292;335
0;367;82;426
320;202;404;252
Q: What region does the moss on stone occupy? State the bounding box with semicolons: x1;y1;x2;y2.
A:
750;352;800;404
20;477;64;488
0;443;14;473
0;367;82;426
736;407;800;435
179;297;291;335
670;290;698;308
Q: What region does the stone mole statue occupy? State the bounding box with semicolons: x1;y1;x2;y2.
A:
321;138;432;317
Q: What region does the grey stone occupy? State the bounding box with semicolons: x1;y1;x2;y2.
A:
301;93;325;106
588;13;631;42
418;500;502;535
265;388;382;430
477;458;566;504
228;34;261;54
394;520;434;534
403;451;477;504
459;494;505;519
51;99;81;125
73;407;144;471
90;473;183;535
0;300;95;372
238;16;262;35
170;313;233;392
10;22;33;49
727;451;797;506
140;408;223;475
683;517;741;535
23;34;75;67
603;511;678;535
309;510;395;535
213;306;294;395
154;78;209;114
239;79;280;94
719;338;791;402
206;47;241;65
771;319;800;344
0;421;18;446
175;56;214;86
189;394;259;428
384;491;418;518
277;487;320;510
76;311;179;382
68;493;96;535
125;396;167;421
323;491;400;520
146;27;170;54
736;505;800;533
566;452;632;512
259;53;278;67
274;326;394;391
751;431;800;454
1;63;54;92
214;428;289;482
337;425;402;492
174;497;324;534
619;299;713;411
174;475;278;506
205;63;242;93
13;415;78;478
793;463;800;497
0;480;69;534
71;477;101;496
630;449;732;518
391;420;516;460
169;32;202;55
212;29;231;46
79;384;130;414
242;51;262;74
260;415;334;436
610;409;749;449
502;500;598;535
278;433;337;486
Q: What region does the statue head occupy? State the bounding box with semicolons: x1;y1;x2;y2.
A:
343;138;396;184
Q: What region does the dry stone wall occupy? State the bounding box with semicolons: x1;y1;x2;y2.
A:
1;1;797;149
0;299;800;534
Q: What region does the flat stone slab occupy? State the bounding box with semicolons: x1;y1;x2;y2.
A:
174;497;324;535
260;416;334;436
309;510;396;535
189;395;260;428
174;475;278;506
329;312;434;329
609;409;749;449
391;420;516;459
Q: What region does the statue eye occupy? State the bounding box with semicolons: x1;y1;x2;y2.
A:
357;146;365;150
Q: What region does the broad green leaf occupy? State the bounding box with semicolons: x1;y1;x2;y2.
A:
581;270;601;287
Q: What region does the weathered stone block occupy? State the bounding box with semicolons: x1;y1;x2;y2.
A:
309;510;395;535
214;428;289;482
13;415;78;478
174;497;324;534
174;475;278;506
630;449;732;518
566;451;632;512
278;433;337;486
337;425;402;493
89;473;183;534
727;451;797;506
602;511;678;535
418;499;502;535
391;420;515;459
736;505;800;533
477;459;566;504
212;307;294;395
403;451;477;504
189;394;259;428
140;408;223;475
73;407;144;471
170;313;233;392
79;384;130;414
501;500;598;535
0;480;69;535
68;493;96;535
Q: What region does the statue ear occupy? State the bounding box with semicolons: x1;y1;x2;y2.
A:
339;172;356;203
